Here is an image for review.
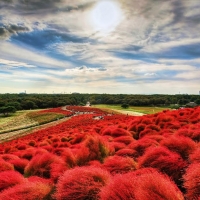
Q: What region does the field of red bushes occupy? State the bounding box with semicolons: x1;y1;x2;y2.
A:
0;106;200;199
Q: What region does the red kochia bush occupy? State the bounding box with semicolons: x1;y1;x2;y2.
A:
138;146;187;186
0;158;14;172
128;137;159;158
113;135;134;145
55;166;111;200
53;147;76;168
100;171;137;199
183;163;200;199
83;134;112;162
0;181;52;200
0;154;20;161
100;168;184;200
101;126;132;137
176;124;200;142
24;152;68;183
189;148;200;163
161;136;197;160
8;158;29;174
0;170;25;192
133;170;184;200
115;148;137;158
102;155;137;175
109;142;126;152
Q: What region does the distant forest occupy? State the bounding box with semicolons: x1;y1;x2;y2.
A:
0;93;200;110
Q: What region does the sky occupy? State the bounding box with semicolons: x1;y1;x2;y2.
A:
0;0;200;94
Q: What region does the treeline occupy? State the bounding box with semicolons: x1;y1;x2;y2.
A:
0;93;200;111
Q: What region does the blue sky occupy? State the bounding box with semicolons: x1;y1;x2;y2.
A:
0;0;200;94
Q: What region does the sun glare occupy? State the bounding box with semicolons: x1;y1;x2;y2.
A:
89;0;123;34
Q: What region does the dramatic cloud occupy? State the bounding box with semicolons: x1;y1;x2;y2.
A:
0;24;29;39
0;0;199;94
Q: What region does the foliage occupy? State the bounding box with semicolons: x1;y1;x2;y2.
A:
183;163;200;199
55;166;110;200
0;93;199;110
0;106;200;199
100;168;184;200
0;106;16;116
121;103;129;109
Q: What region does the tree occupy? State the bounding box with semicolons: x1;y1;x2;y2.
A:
121;103;129;109
0;106;16;116
6;102;21;110
21;100;38;110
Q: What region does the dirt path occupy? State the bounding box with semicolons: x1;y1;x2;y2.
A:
116;110;145;116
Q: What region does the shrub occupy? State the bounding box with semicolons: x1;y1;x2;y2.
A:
134;170;184;200
83;135;112;162
136;123;146;135
121;103;129;109
0;158;14;172
0;181;52;200
143;135;165;143
28;140;36;147
73;145;91;166
128;137;159;158
102;155;137;175
183;163;200;199
113;136;134;145
27;176;53;185
100;169;184;200
9;158;29;174
15;144;27;150
100;168;184;200
128;119;142;133
101;126;132;137
100;171;137;200
138;146;187;187
161;136;197;160
24;152;68;183
176;127;200;142
53;148;76;168
141;117;152;125
55;166;110;200
0;154;20;161
189;148;200;163
115;148;137;158
139;128;158;138
0;170;25;192
110;142;126;152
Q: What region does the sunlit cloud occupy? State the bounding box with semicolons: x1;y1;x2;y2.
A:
0;0;200;94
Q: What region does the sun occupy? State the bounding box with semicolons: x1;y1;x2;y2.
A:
89;0;123;34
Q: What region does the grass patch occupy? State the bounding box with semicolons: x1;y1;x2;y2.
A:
92;104;171;114
0;110;65;134
26;112;65;125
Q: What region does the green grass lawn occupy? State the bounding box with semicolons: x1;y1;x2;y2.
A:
93;104;171;114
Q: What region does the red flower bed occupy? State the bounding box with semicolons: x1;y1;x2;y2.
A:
66;105;107;115
39;107;73;116
0;106;200;199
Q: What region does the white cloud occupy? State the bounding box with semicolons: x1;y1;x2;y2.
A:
0;58;36;69
0;41;72;69
175;70;200;80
